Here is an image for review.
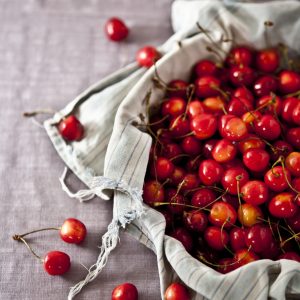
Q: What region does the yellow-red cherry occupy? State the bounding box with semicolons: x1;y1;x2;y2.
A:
241;180;269;206
209;201;237;228
285;152;300;177
268;192;298;218
60;218;87;244
238;203;263;227
111;283;138;300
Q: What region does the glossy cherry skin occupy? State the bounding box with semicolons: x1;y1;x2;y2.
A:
162;143;183;163
143;180;164;206
241;111;262;132
194;76;221;98
193;59;217;77
230;227;247;251
204;226;229;251
203;96;226;116
245;224;273;253
183;210;208;232
58;115;84;142
153;157;174;181
171;228;193;252
136;46;160;68
164;283;190;300
186;100;205;118
167;80;189;98
241;180;269;206
43;251;71;275
105;18;129;42
169;167;186;186
253;75;277;97
219;115;248;142
234;249;259;267
238;203;263;227
221;167;249;195
226;46;254;67
181;136;202;156
229;65;255;87
191;188;217;208
169;116;190;137
270;140;293;162
254;115;281;141
60;218;87;244
268;192;298;218
190;114;217;140
233;86;254;104
165;189;186;215
285;152;300;176
203;139;218;159
227;97;253;117
212;139;237;163
256;94;282;116
292;102;300;125
198;159;224;186
278;70;300;94
111;283;138;300
161;98;186;118
264;166;291;192
242;148;270;172
281;97;299;123
209;201;237;228
279;252;300;263
238;134;265;153
286;211;300;232
286;127;300;150
180;173;200;191
255;48;279;73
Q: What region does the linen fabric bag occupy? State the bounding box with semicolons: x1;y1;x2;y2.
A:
44;1;300;299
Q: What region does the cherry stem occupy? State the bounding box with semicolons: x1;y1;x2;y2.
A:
23;109;57;117
169;154;190;162
153;202;210;212
13;227;60;238
221;218;235;255
278;43;293;70
236;178;244;229
280;232;300;248
184;185;225;195
206;46;224;64
284;89;300;98
183;85;195;120
211;85;229;101
12;235;43;261
173;131;195;139
264;20;274;49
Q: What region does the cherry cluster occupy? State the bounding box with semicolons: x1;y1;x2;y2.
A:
13;218;86;275
142;45;300;273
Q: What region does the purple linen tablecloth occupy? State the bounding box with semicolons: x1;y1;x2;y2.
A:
0;0;173;299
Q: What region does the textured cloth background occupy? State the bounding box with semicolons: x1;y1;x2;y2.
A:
0;0;173;299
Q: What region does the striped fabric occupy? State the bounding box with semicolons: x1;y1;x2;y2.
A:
45;1;300;299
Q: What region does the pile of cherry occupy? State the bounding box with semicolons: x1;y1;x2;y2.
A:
142;45;300;273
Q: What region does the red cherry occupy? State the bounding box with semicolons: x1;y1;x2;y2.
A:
60;218;87;244
242;148;270;172
180;173;200;191
212;139;237;163
167;80;189;98
285;152;300;177
241;111;263;132
218;258;238;274
58;115;84;142
279;252;300;263
204;226;229;251
181;136;202;156
203;139;218;159
164;283;190;300
165;189;186;215
238;134;265;153
169;116;190;137
255;48;279;73
183;210;208;232
191;188;217;208
227;97;253;117
286;211;300;232
105;18;129;42
278;70;300;94
241;180;269;206
264;166;291;192
229;65;255;87
203;96;226;116
169;166;186;186
198;159;224;186
43;251;70;276
253;75;277;97
161;98;186;118
190;114;217;140
234;248;259;267
233;86;254;104
292;102;300;125
229;227;247;251
270;140;293;161
256;94;282;116
254;115;281;141
162;143;183;163
219;115;248;142
209;201;237;228
221;167;249;195
221;193;240;210
153;157;174;181
143;180;164;206
268;192;298;218
112;283;138;300
194;76;221;98
226;46;254;67
281;97;299;123
193;59;217;77
136;46;160;68
260;239;281;260
286;127;300;150
245;224;273;253
171;228;193;252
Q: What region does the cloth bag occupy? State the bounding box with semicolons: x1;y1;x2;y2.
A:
44;1;300;299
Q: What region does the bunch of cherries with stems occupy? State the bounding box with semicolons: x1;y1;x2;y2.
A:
139;24;300;275
13;218;86;276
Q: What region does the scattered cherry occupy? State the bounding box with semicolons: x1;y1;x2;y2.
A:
105;17;129;42
136;46;160;68
44;251;71;276
58;115;84;142
164;283;190;300
112;283;138;300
